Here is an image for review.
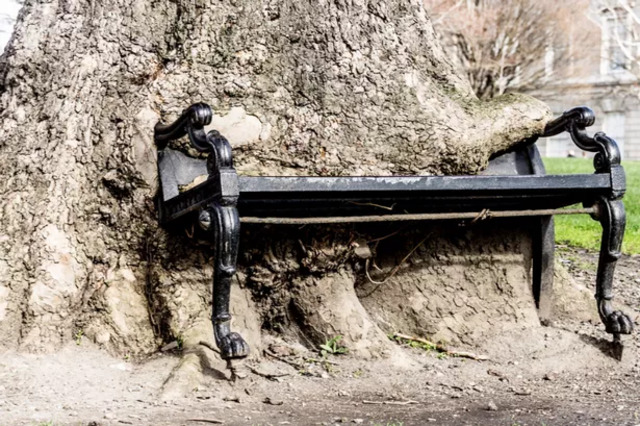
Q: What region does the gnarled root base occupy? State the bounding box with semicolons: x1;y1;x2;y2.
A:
289;269;394;358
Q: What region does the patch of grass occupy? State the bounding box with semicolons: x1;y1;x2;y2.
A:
74;329;83;346
319;335;348;356
543;158;640;254
176;334;184;351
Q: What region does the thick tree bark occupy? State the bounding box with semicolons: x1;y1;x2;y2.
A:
0;0;556;358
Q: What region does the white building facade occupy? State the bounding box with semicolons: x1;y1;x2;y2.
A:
533;0;640;160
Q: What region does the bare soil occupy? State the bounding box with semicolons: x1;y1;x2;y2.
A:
1;247;639;426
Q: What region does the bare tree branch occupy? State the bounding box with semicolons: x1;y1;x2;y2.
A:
425;0;589;98
595;0;640;73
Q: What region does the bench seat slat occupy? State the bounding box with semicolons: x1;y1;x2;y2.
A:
235;174;610;218
238;174;610;194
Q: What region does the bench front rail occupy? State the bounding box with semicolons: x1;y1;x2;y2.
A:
155;103;632;359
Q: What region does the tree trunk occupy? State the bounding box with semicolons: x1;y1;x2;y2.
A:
0;0;555;360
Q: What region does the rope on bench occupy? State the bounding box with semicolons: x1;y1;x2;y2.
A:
240;207;596;225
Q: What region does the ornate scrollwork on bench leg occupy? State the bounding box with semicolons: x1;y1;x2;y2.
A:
545;107;634;339
199;204;249;359
592;198;633;341
156;103;249;359
201;122;248;360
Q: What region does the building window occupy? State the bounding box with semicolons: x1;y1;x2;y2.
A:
601;8;631;75
603;111;626;159
544;45;555;78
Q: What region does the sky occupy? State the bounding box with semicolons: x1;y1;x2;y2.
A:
0;0;22;53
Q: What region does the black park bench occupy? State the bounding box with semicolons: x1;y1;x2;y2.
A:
154;103;633;360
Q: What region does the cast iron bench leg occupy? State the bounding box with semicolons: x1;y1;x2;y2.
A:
593;198;633;340
202;202;250;359
532;215;555;322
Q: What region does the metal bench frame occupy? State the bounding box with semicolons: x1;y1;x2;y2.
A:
155;103;632;359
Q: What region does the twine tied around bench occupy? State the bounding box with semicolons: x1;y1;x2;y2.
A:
240;207;596;225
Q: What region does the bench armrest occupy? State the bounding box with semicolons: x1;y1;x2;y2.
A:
154;103;213;152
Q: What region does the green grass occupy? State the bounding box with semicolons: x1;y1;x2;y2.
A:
543;158;640;254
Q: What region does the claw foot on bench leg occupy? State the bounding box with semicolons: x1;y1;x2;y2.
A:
202;204;250;360
214;321;250;360
592;198;634;340
598;301;634;337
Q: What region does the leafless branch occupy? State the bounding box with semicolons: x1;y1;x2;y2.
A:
424;0;590;98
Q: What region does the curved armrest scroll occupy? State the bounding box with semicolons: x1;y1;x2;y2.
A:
542;106;621;173
154;103;213;152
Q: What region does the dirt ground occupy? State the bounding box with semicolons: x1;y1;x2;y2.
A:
1;247;639;426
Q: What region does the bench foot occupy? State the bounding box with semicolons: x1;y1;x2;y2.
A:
600;307;634;338
215;329;250;360
201;204;249;360
593;198;633;340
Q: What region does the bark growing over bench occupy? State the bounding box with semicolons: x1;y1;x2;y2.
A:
156;103;631;360
0;0;606;373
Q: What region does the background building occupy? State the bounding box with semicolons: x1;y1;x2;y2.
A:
531;0;640;159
